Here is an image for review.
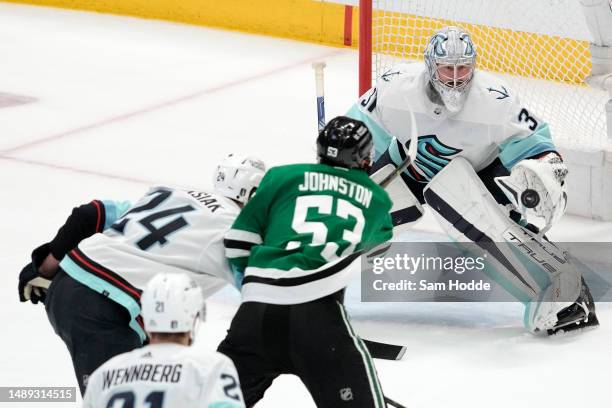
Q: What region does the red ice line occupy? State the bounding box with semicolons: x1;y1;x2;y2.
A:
0;155;157;185
1;49;344;155
0;50;346;187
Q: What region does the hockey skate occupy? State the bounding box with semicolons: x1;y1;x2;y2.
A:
548;278;599;335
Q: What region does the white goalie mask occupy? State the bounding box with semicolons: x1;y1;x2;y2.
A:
424;26;477;113
213;154;266;204
141;273;206;343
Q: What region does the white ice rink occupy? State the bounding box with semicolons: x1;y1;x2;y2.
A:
1;3;611;407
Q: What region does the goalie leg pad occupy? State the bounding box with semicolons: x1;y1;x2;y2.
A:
423;157;583;332
370;150;424;235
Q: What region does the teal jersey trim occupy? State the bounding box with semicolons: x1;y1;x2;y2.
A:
498;124;556;170
346;104;393;160
387;137;405;168
230;264;244;289
101;200;131;230
60;256;146;343
209;401;244;408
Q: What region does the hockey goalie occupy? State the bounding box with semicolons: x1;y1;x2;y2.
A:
347;26;599;335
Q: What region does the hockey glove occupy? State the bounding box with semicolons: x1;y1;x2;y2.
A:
18;243;54;304
18;262;51;304
494;152;568;230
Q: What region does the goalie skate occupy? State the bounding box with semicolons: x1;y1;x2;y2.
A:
548;278;599;335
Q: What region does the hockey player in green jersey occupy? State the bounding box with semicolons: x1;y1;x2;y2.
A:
218;116;393;407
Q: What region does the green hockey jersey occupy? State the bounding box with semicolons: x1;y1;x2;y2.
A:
224;163;393;304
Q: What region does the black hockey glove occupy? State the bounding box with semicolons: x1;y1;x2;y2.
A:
18;243;53;304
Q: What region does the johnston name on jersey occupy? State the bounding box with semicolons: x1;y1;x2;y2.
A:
224;163;393;304
347;62;558;182
59;187;240;341
82;343;245;408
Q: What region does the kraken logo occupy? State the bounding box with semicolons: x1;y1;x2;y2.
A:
405;135;462;182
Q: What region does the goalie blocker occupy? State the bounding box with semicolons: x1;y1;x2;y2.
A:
422;157;598;334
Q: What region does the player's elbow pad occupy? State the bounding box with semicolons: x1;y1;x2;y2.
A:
48;201;105;258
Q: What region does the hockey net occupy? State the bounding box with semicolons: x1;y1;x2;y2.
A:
360;0;610;150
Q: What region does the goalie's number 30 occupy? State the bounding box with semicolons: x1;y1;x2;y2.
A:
286;195;365;261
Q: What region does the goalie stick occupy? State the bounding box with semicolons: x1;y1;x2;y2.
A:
363;92;418;366
312;63;414;362
311;61;417;189
312;62;326;131
378;100;419;188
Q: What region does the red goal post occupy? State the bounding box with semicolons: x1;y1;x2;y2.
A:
358;0;372;96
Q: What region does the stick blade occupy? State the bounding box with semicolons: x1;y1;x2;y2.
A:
363;339;406;360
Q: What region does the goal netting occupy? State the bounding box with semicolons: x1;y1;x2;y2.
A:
365;0;610;150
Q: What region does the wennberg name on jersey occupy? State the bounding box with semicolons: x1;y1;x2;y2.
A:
82;344;244;408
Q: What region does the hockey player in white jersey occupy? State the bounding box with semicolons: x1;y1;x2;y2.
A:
347;26;598;334
82;273;245;408
17;154;265;394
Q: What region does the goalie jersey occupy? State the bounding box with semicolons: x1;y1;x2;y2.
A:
224;164;393;304
347;62;559;182
59;187;239;342
82;343;245;408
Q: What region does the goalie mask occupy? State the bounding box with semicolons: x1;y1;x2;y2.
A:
424;26;477;113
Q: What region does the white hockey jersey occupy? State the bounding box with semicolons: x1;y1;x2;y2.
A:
59;187;240;341
82;343;245;408
347;62;557;182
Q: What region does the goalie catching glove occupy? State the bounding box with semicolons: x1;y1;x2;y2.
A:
495;152;568;230
18;243;54;304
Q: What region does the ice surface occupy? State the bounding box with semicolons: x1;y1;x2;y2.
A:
1;4;611;407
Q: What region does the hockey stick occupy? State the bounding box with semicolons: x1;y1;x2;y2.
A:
377;106;419;188
384;395;408;408
311;63;409;362
361;143;417;360
363;339;406;360
364;107;419;360
312;62;327;131
312;60;417;189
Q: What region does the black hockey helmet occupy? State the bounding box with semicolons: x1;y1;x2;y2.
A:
317;116;374;171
